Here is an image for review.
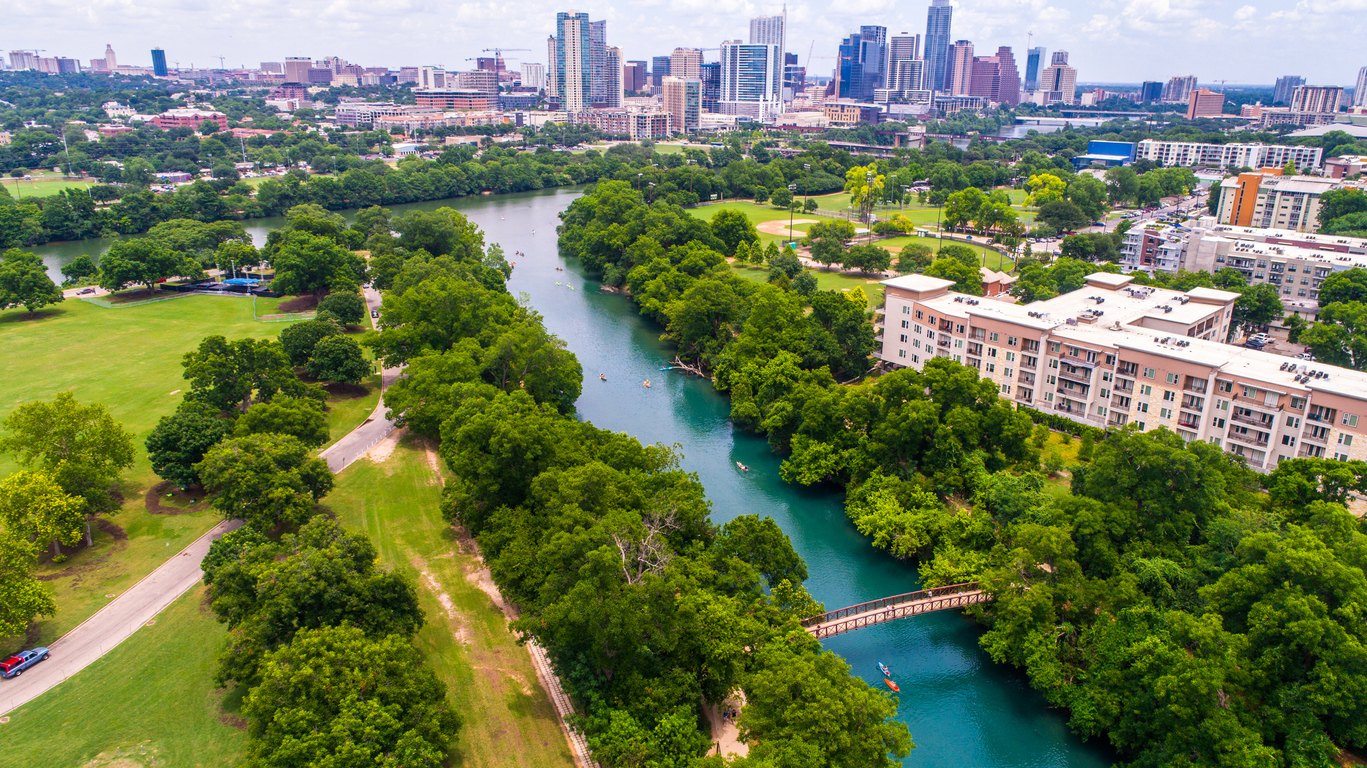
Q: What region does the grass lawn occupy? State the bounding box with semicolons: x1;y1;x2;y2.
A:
731;263;888;306
320;372;382;451
0;585;248;768
0;172;94;200
877;236;1016;271
327;436;576;768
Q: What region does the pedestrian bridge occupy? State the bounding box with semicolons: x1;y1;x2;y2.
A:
801;582;992;639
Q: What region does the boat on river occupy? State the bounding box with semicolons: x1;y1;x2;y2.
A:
885;679;901;693
878;662;891;677
736;462;749;472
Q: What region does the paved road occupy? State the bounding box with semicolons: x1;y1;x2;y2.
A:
0;519;243;716
319;286;403;473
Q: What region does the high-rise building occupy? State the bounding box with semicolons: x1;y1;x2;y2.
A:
719;40;783;120
670;48;703;80
625;60;647;92
783;53;805;100
1354;67;1367;108
701;62;721;111
887;33;923;93
890;33;921;63
284;57;311;84
546;36;559;97
457;69;498;93
968;47;1020;106
1186;88;1225;120
1039;50;1077;105
663;76;701;133
651;55;671;87
603;46;623;108
924;0;953;92
1138;81;1163;102
1024;46;1045;92
9;51;38;71
556;11;592;112
522;62;546;91
835;25;887;101
103;44;117;70
1273;75;1305;105
1289;85;1344;114
946;40;974;96
419;66;447;89
151;48;168;77
589;20;608;105
750;13;786;52
1162;75;1198;103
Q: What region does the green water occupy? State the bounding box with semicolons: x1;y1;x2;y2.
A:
32;189;1115;767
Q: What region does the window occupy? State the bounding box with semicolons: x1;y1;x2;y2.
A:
915;325;923;335
898;349;906;358
986;363;996;373
1047;375;1057;385
1049;342;1061;353
1242;385;1256;398
1166;372;1179;384
1100;388;1110;399
927;330;935;340
1344;414;1359;428
1007;336;1017;346
990;332;999;342
1211;437;1221;446
1006;351;1016;362
988;348;997;358
957;324;966;334
1050;359;1059;369
1160;407;1172;419
901;320;910;329
1141;385;1152;396
1286;416;1301;428
904;306;912;315
1219;381;1233;393
914;339;921;349
900;334;908;343
1163;391;1175;401
912;354;920;363
955;339;964;348
1218;399;1229;411
1001;384;1011;394
1045;392;1054;402
1137;422;1146;431
1097;405;1107;416
927;315;936;325
1213;417;1226;428
1004;368;1013;378
1105;354;1116;365
1339;434;1354;447
915;310;923;319
1282;435;1296;446
1290;397;1305;409
1139;403;1149;413
1144;367;1156;379
1102;371;1113;382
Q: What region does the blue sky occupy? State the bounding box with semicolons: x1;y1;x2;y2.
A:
5;0;1364;85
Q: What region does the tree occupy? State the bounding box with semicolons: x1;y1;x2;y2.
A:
938;243;980;269
1231;284;1283;336
1318;189;1367;228
1104;167;1139;205
753;186;770;205
0;470;84;559
243;625;459;768
267;231;366;298
305;335;373;385
60;255;97;285
98;238;203;292
1300;301;1367;370
843;243;891;274
767;248;803;279
317;290;367;325
0;529;55;638
0;249;62;313
235;396;330;447
896;243;934;274
771;186;793;209
1318;268;1367;306
710;208;760;256
0;393;135;545
146;401;234;488
926;257;983;295
1035;199;1090;234
279;318;343;367
197;433;334;531
183;335;321;413
1284;312;1308;343
1025;173;1068;206
802;197;818;213
1066;175;1109;221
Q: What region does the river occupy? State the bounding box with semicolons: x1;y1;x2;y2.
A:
32;188;1114;767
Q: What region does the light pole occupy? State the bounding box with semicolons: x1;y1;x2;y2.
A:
803;163;811;209
787;183;797;248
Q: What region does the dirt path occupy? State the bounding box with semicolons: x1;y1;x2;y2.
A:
756;218;818;238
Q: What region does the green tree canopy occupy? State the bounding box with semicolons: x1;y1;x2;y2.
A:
145;400;234;488
0;248;62;313
197;433;334;531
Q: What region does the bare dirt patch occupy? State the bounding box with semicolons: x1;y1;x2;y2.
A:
365;426;404;467
324;381;370;399
413;557;471;645
422;439;446;484
756;218;818;238
144;481;206;515
35;519;127;572
276;294;319;313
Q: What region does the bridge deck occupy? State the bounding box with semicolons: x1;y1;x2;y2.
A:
801;583;992;639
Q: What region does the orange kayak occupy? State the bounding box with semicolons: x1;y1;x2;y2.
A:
885;679;900;692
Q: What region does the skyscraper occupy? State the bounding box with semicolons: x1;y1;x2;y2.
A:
1039;51;1077;105
946;41;974;96
522;62;546;90
625;61;647;92
969;47;1020;106
546;36;559;97
1356;68;1367;108
556;11;592;112
603;46;623;107
663;76;701;133
151;48;168;77
670;48;703;80
924;0;953;92
1161;75;1198;103
589;20;608;105
651;55;671;87
701;62;721;111
834;25;887;101
749;13;785;52
1023;46;1045;92
104;44;117;70
1273;75;1305;105
719;40;783;120
889;33;920;63
887;33;923;93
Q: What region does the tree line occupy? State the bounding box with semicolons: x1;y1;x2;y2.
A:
558;179;1367;767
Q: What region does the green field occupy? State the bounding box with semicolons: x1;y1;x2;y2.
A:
0;585;248;768
328;437;576;768
1;171;94;199
878;236;1016;271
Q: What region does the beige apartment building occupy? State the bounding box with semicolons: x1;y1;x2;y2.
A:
876;272;1367;470
1216;173;1345;232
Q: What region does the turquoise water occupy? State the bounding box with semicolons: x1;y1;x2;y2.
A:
32;188;1114;767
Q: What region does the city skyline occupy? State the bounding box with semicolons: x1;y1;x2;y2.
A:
4;0;1364;84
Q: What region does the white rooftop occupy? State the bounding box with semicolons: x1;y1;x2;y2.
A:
881;274;957;293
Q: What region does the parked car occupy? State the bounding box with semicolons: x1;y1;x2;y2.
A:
1248;333;1274;346
77;288;95;295
370;309;379;318
0;647;49;678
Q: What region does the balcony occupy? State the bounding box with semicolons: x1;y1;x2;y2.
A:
1233;395;1283;413
1057;385;1090;400
1022;340;1040;353
1183;380;1208;394
967;343;983;356
1231;411;1274;429
1117;362;1139;377
939;321;954;332
1298;444;1327;459
1058;368;1092;385
1177;417;1201;430
1018;371;1035;386
937;338;951;348
1020;357;1037;370
1227;431;1270;448
1181;395;1205;411
1113;379;1135;394
1301;428;1330;445
1109;412;1129;427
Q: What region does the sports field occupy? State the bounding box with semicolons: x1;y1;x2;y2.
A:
1;171;94;199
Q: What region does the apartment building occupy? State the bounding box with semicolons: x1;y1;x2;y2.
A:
662;77;701;133
413;90;497;111
876;272;1367;470
1135;139;1322;170
568;108;670;139
334;102;409;127
1216;173;1343;231
152;108;228;131
1186;88;1225;119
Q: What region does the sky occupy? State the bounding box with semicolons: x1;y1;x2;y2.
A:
5;0;1365;85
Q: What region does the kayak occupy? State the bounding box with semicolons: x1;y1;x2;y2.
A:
884;679;900;693
878;662;891;677
736;462;749;471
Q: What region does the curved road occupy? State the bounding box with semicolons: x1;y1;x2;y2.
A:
0;287;401;717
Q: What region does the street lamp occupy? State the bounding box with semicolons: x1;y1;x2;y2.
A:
787;183;797;248
803;163;811;209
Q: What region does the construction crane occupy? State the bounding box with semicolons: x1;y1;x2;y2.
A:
482;47;531;57
215;55;226;69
